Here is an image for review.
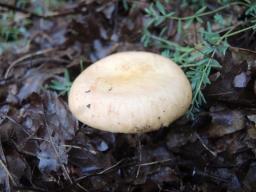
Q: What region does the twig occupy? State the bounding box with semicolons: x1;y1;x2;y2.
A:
0;159;16;185
4;48;55;79
75;183;88;192
0;140;16;186
229;45;256;55
3;114;31;136
137;158;173;167
0;2;83;19
12;140;38;157
75;159;125;182
76;157;174;183
135;134;142;178
195;133;217;157
72;158;173;191
153;2;248;21
97;159;125;174
43;117;73;184
207;91;234;96
0;2;43;18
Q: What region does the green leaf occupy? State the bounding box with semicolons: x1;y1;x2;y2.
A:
154;16;165;26
121;0;129;11
48;69;72;95
141;32;150;47
64;69;70;82
210;59;222;68
195;16;203;23
214;14;225;26
195;6;207;15
184;19;193;29
161;49;171;58
156;1;166;15
245;3;256;16
159;27;167;37
177;19;182;35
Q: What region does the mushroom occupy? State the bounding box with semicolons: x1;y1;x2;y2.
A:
68;51;192;133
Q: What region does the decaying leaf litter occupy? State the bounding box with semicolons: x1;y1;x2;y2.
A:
0;0;256;191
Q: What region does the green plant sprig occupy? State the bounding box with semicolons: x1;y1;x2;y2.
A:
48;69;72;96
145;1;249;28
142;1;255;117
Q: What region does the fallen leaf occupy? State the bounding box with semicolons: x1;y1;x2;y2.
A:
233;72;250;88
243;163;256;191
207;110;245;138
0;141;11;192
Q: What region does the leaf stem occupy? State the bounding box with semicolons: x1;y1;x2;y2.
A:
192;50;216;105
168;2;248;21
222;23;256;39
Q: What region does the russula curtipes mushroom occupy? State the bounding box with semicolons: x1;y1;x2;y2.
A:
68;51;192;133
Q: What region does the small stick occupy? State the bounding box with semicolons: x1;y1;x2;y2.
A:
137;158;173;167
4;48;55;79
135;134;142;178
0;2;82;19
196;133;217;157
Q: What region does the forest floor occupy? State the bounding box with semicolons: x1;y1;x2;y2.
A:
1;1;256;192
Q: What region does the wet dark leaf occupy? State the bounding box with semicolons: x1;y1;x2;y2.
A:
0;142;11;192
247;114;256;139
36;91;77;173
17;67;63;101
166;126;197;148
233;72;250;88
206;50;256;107
243;163;256;191
69;131;113;176
5;148;30;187
207;110;245;138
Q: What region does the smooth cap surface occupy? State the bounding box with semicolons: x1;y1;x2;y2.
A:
68;51;192;133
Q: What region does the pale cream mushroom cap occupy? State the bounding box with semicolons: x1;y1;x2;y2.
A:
68;51;192;133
